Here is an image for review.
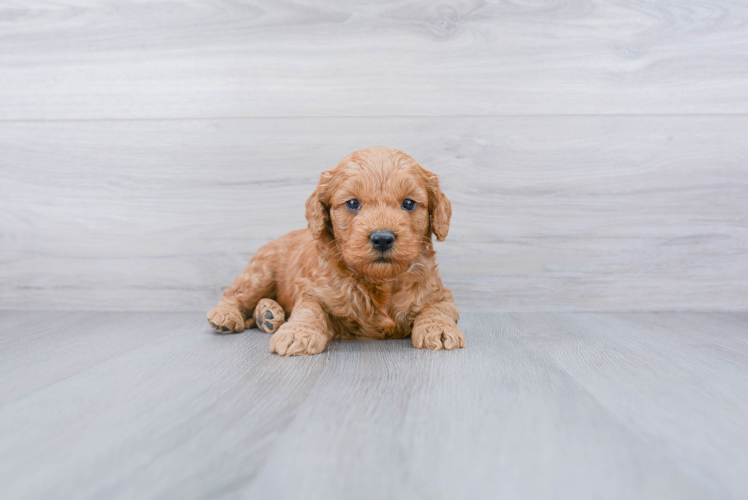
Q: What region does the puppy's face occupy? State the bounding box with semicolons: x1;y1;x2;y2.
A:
306;147;451;280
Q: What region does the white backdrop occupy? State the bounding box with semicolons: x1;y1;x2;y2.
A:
1;0;747;311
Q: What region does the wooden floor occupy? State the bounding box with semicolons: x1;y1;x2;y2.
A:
0;312;746;499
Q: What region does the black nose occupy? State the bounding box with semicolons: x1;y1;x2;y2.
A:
370;231;396;252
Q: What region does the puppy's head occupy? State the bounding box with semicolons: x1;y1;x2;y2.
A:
306;147;451;280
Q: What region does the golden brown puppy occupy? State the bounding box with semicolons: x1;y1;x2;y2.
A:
207;146;464;356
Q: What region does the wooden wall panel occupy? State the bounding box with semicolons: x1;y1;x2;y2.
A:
2;116;746;311
1;0;747;119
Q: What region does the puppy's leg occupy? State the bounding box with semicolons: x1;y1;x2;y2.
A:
253;298;285;334
412;300;465;350
207;248;276;333
269;301;333;356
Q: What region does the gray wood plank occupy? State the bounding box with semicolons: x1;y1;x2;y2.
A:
244;313;748;500
1;312;746;499
0;312;330;500
2;116;747;311
1;0;748;119
509;313;748;500
0;312;194;403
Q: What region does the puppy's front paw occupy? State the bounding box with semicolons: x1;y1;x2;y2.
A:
207;305;246;333
269;323;329;356
412;318;465;350
253;298;285;334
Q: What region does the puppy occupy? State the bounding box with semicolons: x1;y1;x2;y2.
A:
207;146;464;356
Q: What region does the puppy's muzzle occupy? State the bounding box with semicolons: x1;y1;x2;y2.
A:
370;230;396;252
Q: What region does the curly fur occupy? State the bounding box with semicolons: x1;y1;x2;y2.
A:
207;146;465;356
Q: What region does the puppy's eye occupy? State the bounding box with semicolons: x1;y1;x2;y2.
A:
401;199;416;211
345;199;360;211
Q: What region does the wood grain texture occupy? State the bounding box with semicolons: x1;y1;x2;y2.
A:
2;116;746;311
1;0;748;119
0;311;746;499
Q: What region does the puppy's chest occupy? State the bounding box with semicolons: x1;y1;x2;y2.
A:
329;285;420;340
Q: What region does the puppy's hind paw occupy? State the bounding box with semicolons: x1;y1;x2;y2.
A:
253;298;286;334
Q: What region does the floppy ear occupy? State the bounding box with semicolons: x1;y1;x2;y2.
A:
305;170;334;240
426;171;452;242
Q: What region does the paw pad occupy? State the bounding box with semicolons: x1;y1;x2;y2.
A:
209;320;234;333
253;298;285;334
